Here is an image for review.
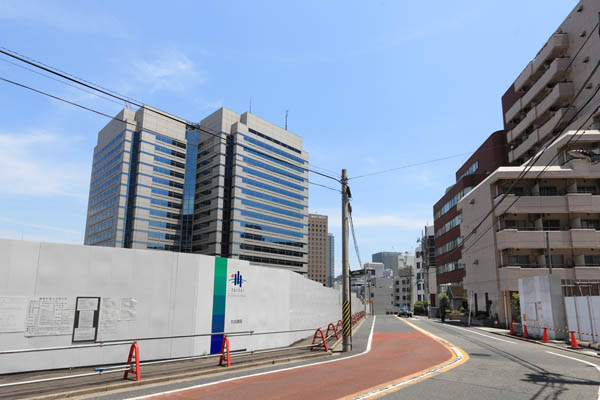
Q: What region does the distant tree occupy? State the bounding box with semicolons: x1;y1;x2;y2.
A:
438;293;450;322
511;293;521;323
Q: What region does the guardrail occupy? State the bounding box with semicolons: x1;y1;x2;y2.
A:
0;311;366;388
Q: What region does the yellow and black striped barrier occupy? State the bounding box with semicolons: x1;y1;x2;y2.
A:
342;301;351;337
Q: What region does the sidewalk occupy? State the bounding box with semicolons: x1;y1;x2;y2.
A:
447;320;600;359
0;335;332;400
0;317;368;400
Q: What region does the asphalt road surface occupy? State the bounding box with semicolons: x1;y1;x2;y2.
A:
89;316;600;400
380;317;600;400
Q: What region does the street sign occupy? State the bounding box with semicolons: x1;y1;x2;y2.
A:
350;270;364;277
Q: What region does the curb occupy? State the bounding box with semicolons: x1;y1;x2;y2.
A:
22;351;332;400
331;316;366;352
474;327;600;360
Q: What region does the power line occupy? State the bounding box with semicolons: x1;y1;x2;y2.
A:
0;75;338;194
0;47;142;105
348;143;510;180
348;208;363;268
308;181;341;193
0;57;126;107
0;47;340;182
462;80;600;255
457;26;600;252
350;23;600;183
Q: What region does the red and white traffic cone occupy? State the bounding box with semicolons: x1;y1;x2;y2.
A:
570;331;580;349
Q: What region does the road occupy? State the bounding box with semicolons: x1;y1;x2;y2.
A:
380;317;600;400
91;316;600;400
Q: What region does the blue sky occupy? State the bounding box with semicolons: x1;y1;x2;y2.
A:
0;1;577;274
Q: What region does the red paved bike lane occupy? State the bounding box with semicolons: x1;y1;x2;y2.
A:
142;318;453;400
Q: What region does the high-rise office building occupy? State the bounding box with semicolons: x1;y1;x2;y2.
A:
307;214;328;286
84;106;309;273
371;252;401;270
328;233;334;287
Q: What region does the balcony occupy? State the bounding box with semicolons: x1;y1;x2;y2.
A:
505;59;571;125
494;194;568;216
494;193;600;215
496;229;571;250
508;107;571;163
536;81;574;119
514;33;569;93
570;229;600;248
507;105;538;143
496;228;600;250
510;129;539;162
522;58;570;108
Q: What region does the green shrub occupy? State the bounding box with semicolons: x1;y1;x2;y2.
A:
413;301;425;315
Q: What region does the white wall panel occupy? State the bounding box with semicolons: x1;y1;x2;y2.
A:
0;239;358;373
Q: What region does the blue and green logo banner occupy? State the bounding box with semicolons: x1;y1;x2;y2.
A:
210;257;228;354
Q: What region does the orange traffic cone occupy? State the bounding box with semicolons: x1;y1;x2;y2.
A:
542;327;549;343
570;331;580;349
523;325;529;339
509;321;515;335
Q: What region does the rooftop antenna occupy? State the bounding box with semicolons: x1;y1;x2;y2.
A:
285;109;289;130
249;97;252;113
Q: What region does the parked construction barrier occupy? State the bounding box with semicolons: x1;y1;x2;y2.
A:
542;327;549;343
1;316;367;388
123;342;140;381
523;325;529;339
325;323;339;341
509;321;515;336
310;329;329;352
219;336;231;367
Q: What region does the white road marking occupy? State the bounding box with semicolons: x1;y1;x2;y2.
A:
546;351;600;400
442;323;518;344
125;316;377;400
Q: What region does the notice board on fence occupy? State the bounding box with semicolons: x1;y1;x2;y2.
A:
25;297;75;337
72;297;101;342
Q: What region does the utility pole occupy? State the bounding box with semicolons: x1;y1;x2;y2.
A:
545;231;553;275
341;169;351;352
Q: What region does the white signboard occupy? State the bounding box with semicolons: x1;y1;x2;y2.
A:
25;297;75;337
97;297;137;338
0;296;28;333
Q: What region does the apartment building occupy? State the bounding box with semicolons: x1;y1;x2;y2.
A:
414;243;428;304
433;131;508;295
370;276;397;315
85;106;309;273
420;225;437;306
396;268;412;310
328;233;335;287
460;0;600;326
308;214;328;285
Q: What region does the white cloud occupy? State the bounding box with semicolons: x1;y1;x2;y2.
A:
0;131;90;198
131;50;205;94
0;217;80;235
